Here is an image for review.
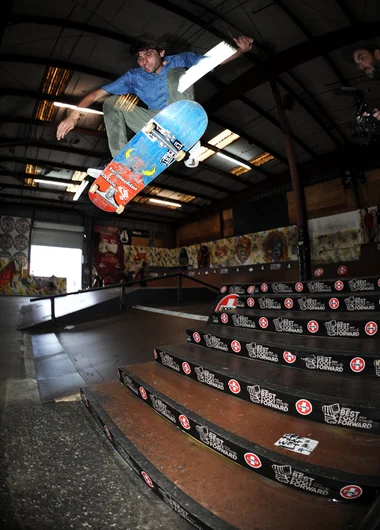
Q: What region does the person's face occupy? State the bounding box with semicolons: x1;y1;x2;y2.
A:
136;49;165;74
353;48;380;79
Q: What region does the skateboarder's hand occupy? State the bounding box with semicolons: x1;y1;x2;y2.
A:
233;36;254;53
56;116;78;140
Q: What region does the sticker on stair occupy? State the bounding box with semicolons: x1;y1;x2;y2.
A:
133;305;208;321
274;433;319;455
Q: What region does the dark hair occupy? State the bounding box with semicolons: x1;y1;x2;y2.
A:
341;40;379;64
129;38;166;57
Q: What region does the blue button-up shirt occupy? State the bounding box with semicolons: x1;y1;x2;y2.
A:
103;52;203;110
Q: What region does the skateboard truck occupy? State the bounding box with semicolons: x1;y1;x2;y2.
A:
89;183;125;214
143;121;186;161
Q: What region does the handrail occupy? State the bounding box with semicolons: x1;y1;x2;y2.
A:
29;271;219;324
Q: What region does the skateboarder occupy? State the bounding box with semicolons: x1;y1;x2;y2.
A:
56;36;253;168
134;261;148;287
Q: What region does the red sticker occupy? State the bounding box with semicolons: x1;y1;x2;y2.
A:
231;340;241;353
179;414;191;430
104;425;112;440
153;349;158;359
221;313;229;324
259;317;268;329
295;399;313;415
247;285;255;294
337;265;347;276
284;298;293;309
295;282;303;292
141;471;154;488
334;280;344;291
228;379;241;394
261;283;268;292
329;298;339;310
193;332;201;343
220;285;227;293
139;386;148;400
182;362;191;375
244;452;262;469
340;485;363;500
283;351;296;364
350;357;365;373
307;320;319;333
365;321;378;336
314;268;324;277
247;297;255;307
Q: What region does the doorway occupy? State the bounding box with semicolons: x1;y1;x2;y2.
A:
30;245;82;293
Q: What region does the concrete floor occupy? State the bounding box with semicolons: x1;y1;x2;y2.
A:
0;295;198;530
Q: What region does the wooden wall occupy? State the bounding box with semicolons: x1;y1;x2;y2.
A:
176;169;380;247
287;168;380;223
176;212;221;247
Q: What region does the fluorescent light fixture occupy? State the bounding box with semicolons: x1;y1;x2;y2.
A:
149;198;182;208
178;41;236;93
73;180;89;201
34;179;71;187
216;152;251;170
53;102;104;115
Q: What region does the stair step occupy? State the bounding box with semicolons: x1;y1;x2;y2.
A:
220;276;380;295
185;324;380;377
151;342;380;433
82;382;368;530
119;361;380;503
215;291;380;312
212;308;380;339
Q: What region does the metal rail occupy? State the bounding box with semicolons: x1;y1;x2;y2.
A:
29;272;219;324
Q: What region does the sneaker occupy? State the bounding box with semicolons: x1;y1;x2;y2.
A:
184;141;201;168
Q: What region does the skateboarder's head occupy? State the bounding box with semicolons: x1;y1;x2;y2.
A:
130;38;166;74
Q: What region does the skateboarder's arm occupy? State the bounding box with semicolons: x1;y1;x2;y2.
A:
56;88;110;140
219;36;254;65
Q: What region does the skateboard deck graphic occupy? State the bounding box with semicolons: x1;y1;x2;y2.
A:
88;100;208;214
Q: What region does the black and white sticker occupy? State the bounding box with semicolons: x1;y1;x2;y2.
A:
274;433;319;455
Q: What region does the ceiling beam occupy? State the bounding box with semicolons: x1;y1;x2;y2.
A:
178;141;380;226
8;14;136;46
5;16;306;162
0;178;184;221
0;192;177;223
208;76;317;159
273;0;349;86
0;137;108;158
204;21;380;114
0;89;103;113
0;53;115;82
0;89;275;183
0;114;106;138
149;0;345;146
209;116;287;165
0;155;218;202
0;137;249;195
0;174;203;209
335;0;359;25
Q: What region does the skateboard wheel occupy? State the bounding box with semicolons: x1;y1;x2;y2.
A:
143;122;155;134
116;205;125;215
89;184;99;194
175;150;186;162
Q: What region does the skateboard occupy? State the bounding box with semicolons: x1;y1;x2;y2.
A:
88;100;208;214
